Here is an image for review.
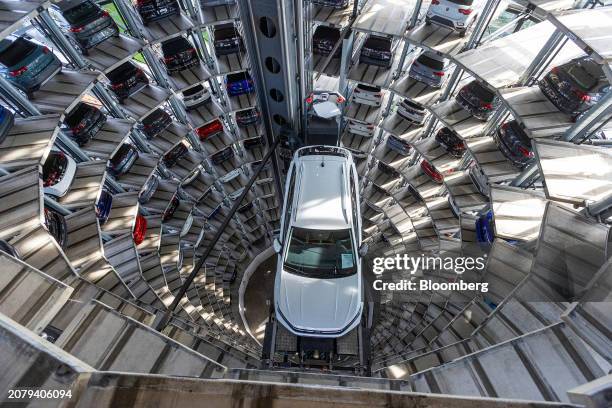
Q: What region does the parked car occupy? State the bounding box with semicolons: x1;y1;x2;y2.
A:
435;127;465;157
360;35;392;68
44;206;67;248
141;108;171;138
134;0;179;25
0;104;15;144
42;150;77;197
243;136;265;150
397;98;426;124
138;173;159;204
448;194;460;217
312;0;349;8
386;134;411;156
0;37;62;97
347;118;375;137
95;189;113;225
132;213;147;245
493;120;534;167
181;84;211;110
64;102;106;146
213;23;243;55
426;0;480;36
106;61;149;102
236;107;260;127
455;80;499;121
421;159;443;183
200;0;235;7
538;57;610;118
0;239;20;259
469;164;489;195
475;209;495;245
313;25;341;57
273;145;365;338
163;194;179;221
161;36;199;74
408;51;450;88
108;143;138;175
377;161;400;178
162;142;188;167
52;0;119;54
211;146;234;165
225;71;254;96
352;84;383;107
196;119;223;140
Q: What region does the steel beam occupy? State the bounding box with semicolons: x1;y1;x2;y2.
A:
38;11;87;69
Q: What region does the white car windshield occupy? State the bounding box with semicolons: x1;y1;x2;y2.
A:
284;227;356;277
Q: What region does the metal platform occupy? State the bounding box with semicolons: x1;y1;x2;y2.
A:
381;112;424;139
490;185;547;241
348;49;401;88
115;153;159;190
412;136;461;176
81;118;135;160
443;170;489;214
345;93;388;123
85;35;145;73
199;4;239;25
340;130;374;154
498;86;572;139
430;100;487;140
312;5;353;28
202;130;234;156
120;84;171;120
226;91;257;113
313;54;342;77
102;192;139;235
534;139;612;205
31;70;100;114
143;13;194;43
353;0;416;37
214;52;250;76
0;0;47;41
0;115;58;171
466;136;521;184
406;23;468;58
186;100;225;128
168;64;213;91
147;123;191;154
58;161;107;209
390;75;443;107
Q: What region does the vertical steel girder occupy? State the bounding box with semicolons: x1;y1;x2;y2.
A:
37;10;88;69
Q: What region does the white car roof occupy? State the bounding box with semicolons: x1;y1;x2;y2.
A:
292;155;351;230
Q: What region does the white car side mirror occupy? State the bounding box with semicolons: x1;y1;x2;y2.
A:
273;238;282;253
358;243;369;257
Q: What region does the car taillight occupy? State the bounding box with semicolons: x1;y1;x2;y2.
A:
102;10;110;17
433;71;445;77
458;8;472;14
132;214;147;245
42;46;50;54
374;93;382;97
70;26;85;33
367;125;374;129
481;102;493;110
354;88;361;93
9;66;27;77
517;145;534;158
72;123;86;133
164;56;174;63
337;95;345;103
573;89;591;102
305;95;313;104
431;0;440;4
111;82;124;89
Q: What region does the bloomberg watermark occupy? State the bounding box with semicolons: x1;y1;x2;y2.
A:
371;254;489;293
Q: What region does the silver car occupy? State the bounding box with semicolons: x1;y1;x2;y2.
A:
408;51;451;88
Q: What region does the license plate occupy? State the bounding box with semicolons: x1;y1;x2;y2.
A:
159;7;167;13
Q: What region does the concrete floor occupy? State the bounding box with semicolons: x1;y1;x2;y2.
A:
243;253;277;342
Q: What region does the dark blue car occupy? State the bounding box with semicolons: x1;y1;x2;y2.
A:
95;189;113;224
0;105;15;144
475;210;495;245
225;71;254;96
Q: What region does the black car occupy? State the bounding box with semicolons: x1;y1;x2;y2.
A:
0;104;15;144
243;136;265;150
108;143;138;175
95;189;113;224
138;173;159;204
377;161;400;178
64;102;106;146
162;142;188;168
213;23;243;56
134;0;180;24
455;80;500;121
538;57;610;118
141;108;171;138
235;108;260;127
435;127;465;157
161;36;199;74
107;61;149;102
44;206;67;248
313;25;341;57
0;239;20;259
493;120;534;168
55;0;119;53
163;194;179;221
360;35;392;68
312;0;349;8
211;146;234;165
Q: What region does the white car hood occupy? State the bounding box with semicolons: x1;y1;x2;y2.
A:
276;269;361;334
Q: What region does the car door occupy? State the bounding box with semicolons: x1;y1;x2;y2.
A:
280;163;296;242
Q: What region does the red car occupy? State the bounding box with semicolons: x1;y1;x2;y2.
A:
196;119;223;141
421;160;443;183
132;213;147;245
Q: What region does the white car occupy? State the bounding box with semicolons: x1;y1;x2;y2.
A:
351;83;383;107
426;0;480;36
273;145;367;338
181;84;211;110
396;98;426;124
42;150;77;197
347;118;375;137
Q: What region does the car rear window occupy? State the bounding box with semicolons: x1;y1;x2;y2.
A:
0;38;37;67
65;103;93;126
162;37;191;53
227;72;249;81
447;0;474;5
357;84;381;92
183;84;204;96
565;64;598;91
111;144;133;165
364;35;391;51
314;26;340;41
63;1;98;24
107;62;136;82
468;81;495;100
417;54;445;70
